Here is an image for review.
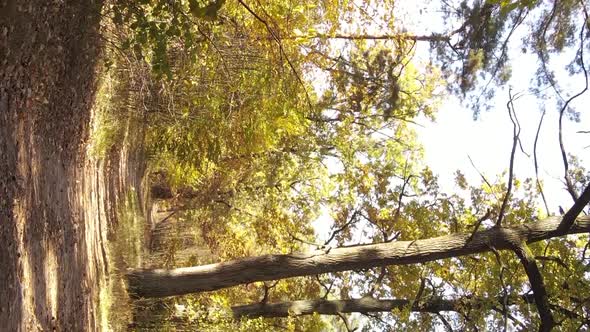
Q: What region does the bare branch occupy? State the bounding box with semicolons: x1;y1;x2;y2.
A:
558;184;590;232
491;306;527;330
260;281;278;304
468;209;491;242
270;33;452;43
471;7;528;113
368;267;388;296
325;210;359;246
288;231;324;248
231;293;547;318
468;155;493;188
411;277;427;310
337;312;354;332
533;109;551;216
497;88;521;227
512;244;555;331
386;167;413;240
558;7;589;202
437;313;454;332
489;245;509;332
535;255;569;270
316;275;335;300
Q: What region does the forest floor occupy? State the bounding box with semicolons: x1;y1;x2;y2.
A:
0;2;144;331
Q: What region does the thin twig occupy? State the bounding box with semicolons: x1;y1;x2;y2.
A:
491;306;527;329
468;155;493;188
368;267;388;296
437;313;454;332
386;166;413;239
337;312;354;332
316;275;335;299
288;231;324;248
533;109;551;216
411;277;427;310
534;255;569;270
325;210;359;246
497;88;520;227
471;7;528;114
260;281;278;304
468;209;491;242
489;245;509;332
537;1;562;100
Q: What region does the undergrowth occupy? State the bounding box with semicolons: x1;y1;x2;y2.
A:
101;188;147;331
89;66;129;159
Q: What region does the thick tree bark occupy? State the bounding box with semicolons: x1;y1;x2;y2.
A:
126;216;590;298
231;295;533;318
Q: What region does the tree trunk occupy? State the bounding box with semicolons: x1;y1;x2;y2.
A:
126;216;590;298
231;295;534;318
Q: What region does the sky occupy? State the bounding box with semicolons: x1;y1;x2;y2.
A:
411;6;590;216
417;90;589;214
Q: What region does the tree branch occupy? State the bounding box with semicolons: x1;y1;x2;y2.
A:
533;109;551;215
489;245;509;332
558;184;590;232
468;155;493;188
368;267;388;296
265;33;452;43
231;293;540;318
468;209;491;242
127;215;590;297
497;88;521;227
437;313;454;332
336;312;354;332
325;210;359;246
512;244;555;331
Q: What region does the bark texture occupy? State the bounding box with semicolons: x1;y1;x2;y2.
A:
126;216;590;298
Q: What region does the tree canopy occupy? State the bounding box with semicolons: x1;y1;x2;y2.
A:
98;0;590;331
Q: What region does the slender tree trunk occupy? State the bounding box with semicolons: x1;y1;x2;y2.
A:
126;216;590;298
230;295;534;318
232;297;453;318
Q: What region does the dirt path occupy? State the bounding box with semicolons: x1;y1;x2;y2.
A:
0;1;114;331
